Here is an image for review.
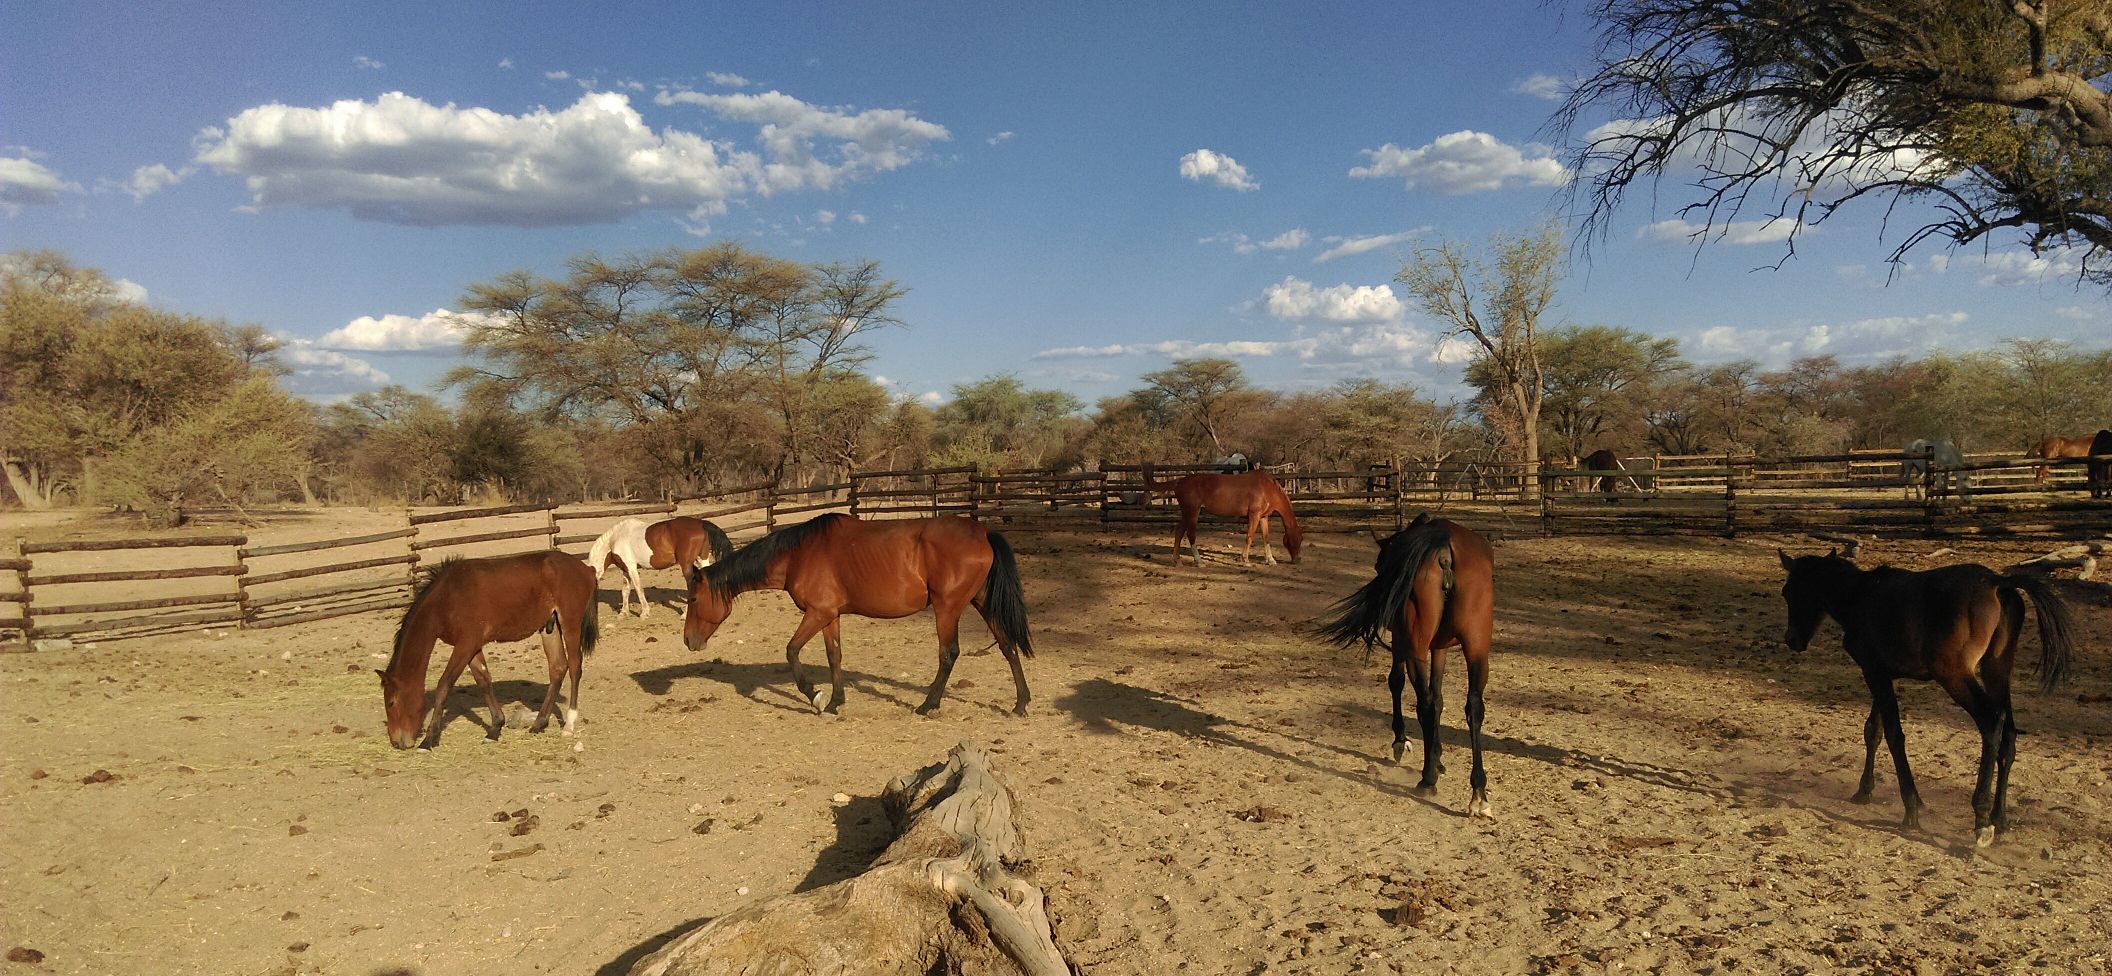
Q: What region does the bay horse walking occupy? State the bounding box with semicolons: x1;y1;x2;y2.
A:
1314;514;1496;817
587;516;734;617
1777;550;2074;845
2031;433;2098;485
378;550;600;750
683;513;1034;716
1146;469;1303;568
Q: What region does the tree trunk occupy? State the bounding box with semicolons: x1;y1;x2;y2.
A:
2;458;52;510
627;741;1074;976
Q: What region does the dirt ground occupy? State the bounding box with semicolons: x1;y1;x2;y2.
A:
2;511;2109;976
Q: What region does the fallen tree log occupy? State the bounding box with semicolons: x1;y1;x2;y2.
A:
628;740;1072;976
2006;542;2105;583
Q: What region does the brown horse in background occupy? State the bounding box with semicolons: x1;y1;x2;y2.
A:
1314;514;1496;818
1777;550;2074;845
1579;449;1649;493
684;513;1034;716
1145;469;1303;567
588;515;734;616
378;550;600;750
2032;433;2098;484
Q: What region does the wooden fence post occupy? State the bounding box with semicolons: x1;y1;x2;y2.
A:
544;504;558;549
764;485;779;533
11;539;30;644
1723;453;1738;538
235;540;255;628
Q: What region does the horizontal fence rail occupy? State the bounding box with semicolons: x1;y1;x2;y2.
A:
7;452;2106;646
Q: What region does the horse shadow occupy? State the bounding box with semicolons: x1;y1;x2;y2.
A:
596;584;691;616
593;915;717;976
628;659;930;716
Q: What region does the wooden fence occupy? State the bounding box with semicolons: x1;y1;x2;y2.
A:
6;451;2105;645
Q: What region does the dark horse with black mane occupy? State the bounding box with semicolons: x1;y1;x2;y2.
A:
378;550;600;750
684;513;1034;716
2090;428;2112;499
1314;514;1496;817
1778;549;2074;846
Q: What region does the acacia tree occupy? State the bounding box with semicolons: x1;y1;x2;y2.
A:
1530;325;1684;460
1558;0;2112;283
1138;358;1253;458
1399;226;1563;487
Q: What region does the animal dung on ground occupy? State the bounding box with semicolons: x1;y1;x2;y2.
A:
80;770;115;785
490;843;543;862
287;824;307;836
7;947;45;964
509;816;539;837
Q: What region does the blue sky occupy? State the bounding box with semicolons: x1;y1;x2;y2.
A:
3;2;2103;406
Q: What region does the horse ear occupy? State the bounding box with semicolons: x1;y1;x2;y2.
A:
1367;529;1384;546
374;668;387;680
1826;546;1838;558
1777;548;1793;570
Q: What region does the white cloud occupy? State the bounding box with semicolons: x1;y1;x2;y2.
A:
353;54;384;70
1584;107;1939;200
1201;228;1309;255
277;339;391;395
195;90;941;226
706;71;751;88
1350;131;1567;194
1258;228;1308;251
121;163;190;202
1640;216;1802;246
1261;276;1405;324
497;57;514;70
1035;343;1134;359
107;277;149;304
0;153;82;215
847;211;867;224
987;130;1015;146
544;70;571;80
1511;73;1565;100
654;88;951;193
1178;148;1258;192
918;390;945;406
1956;246;2090;287
813;209;836;225
2052;305;2102;322
1313;228;1425;263
318;309;485;351
1691;311;1968;362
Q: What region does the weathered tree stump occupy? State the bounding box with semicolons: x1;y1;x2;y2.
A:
627;741;1072;976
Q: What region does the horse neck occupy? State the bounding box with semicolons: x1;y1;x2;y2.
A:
1808;560;1873;619
587;531;615;575
384;607;442;689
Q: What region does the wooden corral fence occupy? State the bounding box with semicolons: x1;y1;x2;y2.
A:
6;450;2104;646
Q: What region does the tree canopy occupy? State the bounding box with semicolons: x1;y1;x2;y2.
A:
1558;0;2112;284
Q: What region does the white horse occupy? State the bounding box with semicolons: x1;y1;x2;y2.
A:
585;516;730;618
1902;439;1970;501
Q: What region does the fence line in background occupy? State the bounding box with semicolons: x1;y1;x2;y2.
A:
6;452;2107;645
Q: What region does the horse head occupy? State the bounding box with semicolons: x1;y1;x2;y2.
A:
377;668;425;750
682;576;734;652
1775;549;1842;653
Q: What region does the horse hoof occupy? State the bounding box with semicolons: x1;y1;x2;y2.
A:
1013;705;1029;718
810;690;829;714
1975;826;1995;848
914;703;939;716
1468;794;1493;819
1849;791;1874;805
1390;742;1406;765
1410;783;1438;798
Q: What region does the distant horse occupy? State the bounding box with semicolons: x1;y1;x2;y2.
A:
1578;449;1650;493
1777;550;2073;845
587;516;734;617
2089;429;2112;499
2031;433;2098;484
1901;438;1970;501
1313;514;1497;818
684;513;1034;716
1144;469;1303;568
378;551;600;750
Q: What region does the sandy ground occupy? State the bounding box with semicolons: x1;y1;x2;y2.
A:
2;511;2109;976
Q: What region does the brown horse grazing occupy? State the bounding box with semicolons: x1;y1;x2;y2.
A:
1314;514;1497;818
1146;470;1303;567
2032;433;2098;484
378;551;600;750
2089;428;2112;499
1777;550;2074;846
683;513;1034;716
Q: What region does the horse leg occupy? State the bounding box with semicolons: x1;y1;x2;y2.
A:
973;596;1031;716
1992;708;2018;834
1387;652;1408;764
1463;640;1491;819
917;602;966;716
784;611;832;713
419;643;478;750
1406;651;1444;794
467;652;504;740
530;624;564;733
1257;510;1277;566
560;609;585;737
1850;706;1882;803
820;619;846;715
1867;676;1923;829
627;554;649;619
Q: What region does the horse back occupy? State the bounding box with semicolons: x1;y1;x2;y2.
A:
1839;564;2004;678
1177;471;1285;516
426;550;593;646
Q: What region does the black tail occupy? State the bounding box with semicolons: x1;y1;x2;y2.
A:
981;532;1034;658
2000;573;2074;693
580;592;600;656
1311;520;1453;652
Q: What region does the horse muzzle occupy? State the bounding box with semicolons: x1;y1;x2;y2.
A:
684;632;707;653
388;729;418;750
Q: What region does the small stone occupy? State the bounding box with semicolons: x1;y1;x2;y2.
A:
286;942;309;953
692;819;715;835
596;802;616;818
28;770;46;780
573;741;584;752
281;911;300;921
831;793;852;806
280;651;293;661
735;886;750;896
688;803;705;814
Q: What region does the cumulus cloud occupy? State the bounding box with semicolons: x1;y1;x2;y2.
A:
1202;228;1309;255
987;130;1015;146
813;209;836;225
918;390;945;406
706;71;751;87
120;163;190;202
192;89;943;227
1350;131;1567;194
1178;148;1258;192
655;88;951;193
1260;276;1404;324
1511;73;1566;100
318;309;485;351
1313;228;1426;263
1693;311;1968;362
353;54;384;70
0;153;82;214
277;339;391;395
1640;216;1802;246
848;211;867;224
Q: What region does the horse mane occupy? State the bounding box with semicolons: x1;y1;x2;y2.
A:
704;513;847;600
1310;519;1451;651
391;556;459;661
